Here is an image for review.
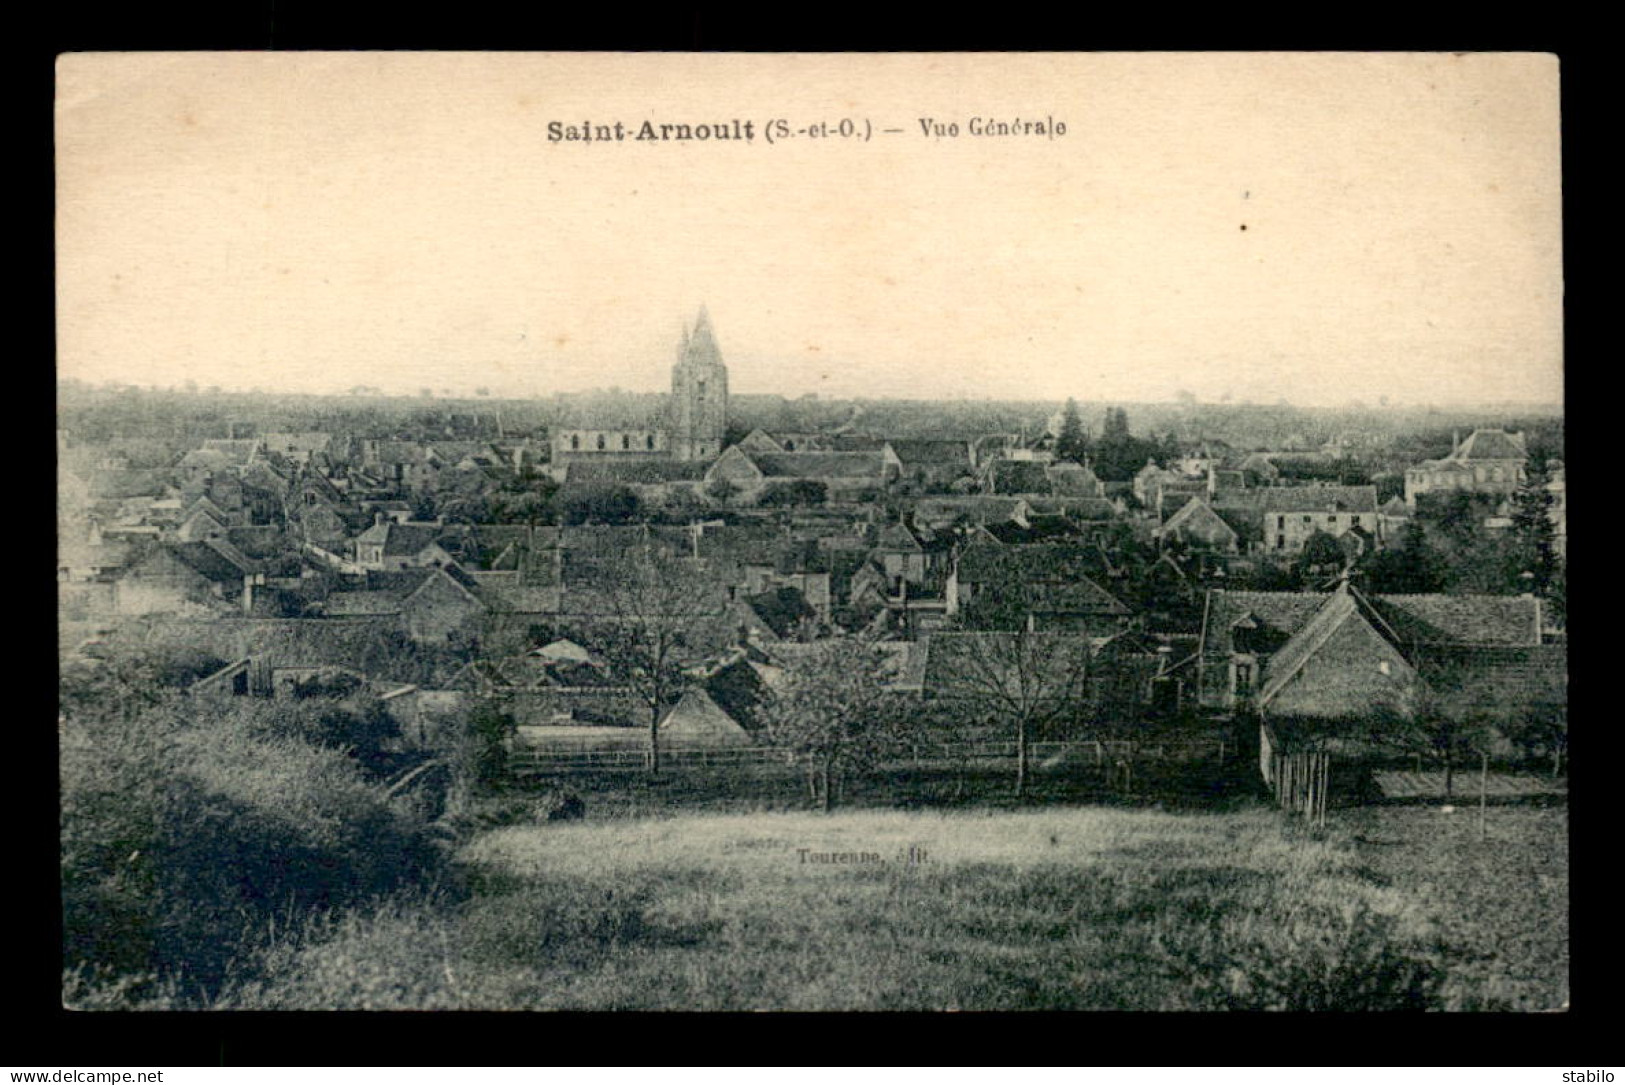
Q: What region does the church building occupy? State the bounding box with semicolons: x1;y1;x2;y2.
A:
552;308;729;465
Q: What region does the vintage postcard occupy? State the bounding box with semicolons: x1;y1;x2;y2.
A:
57;53;1564;1012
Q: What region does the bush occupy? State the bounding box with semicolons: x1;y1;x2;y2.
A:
559;484;641;525
760;480;828;508
60;699;446;1003
1168;895;1445;1010
534;791;586;822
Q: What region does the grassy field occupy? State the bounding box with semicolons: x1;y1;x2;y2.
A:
217;800;1567;1011
1342;804;1568;1011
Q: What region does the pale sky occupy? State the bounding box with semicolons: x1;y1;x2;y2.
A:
56;52;1562;407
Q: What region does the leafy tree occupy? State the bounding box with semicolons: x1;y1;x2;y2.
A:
650;487;708;523
759;637;910;812
760;479;828;507
1498;703;1567;778
1368;691;1494;796
461;698;517;790
491;487;555;528
1295;530;1347;585
1441;531;1522;596
1156;431;1182;469
1363;519;1447;594
706;476;740;508
1055;398;1088;464
1429;492;1488;550
1509;480;1560;598
434;493;492;525
559;484;642;525
1090;407;1163;482
1103;406;1131;441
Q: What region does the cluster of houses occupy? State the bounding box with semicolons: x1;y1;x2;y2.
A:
58;313;1565;779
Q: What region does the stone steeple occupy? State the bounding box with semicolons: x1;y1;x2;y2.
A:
670;307;728;461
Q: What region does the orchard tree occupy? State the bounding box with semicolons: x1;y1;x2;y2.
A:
1499;703;1567;778
929;629;1092;798
587;544;729;775
1368;691;1493;797
759;636;911;812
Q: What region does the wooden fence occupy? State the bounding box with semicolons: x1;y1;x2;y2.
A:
1271;750;1331;827
508;738;1230;777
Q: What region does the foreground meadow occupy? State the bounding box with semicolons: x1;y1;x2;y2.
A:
217;803;1567;1011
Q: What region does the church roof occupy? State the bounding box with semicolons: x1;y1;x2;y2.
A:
750;452;886;480
564;460;708;484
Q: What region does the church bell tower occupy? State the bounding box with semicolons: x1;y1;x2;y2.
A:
670;307;728;461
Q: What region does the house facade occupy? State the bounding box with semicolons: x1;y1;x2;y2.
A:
1404;428;1528;508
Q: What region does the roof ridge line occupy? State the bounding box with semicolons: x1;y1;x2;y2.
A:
1258;591;1359;707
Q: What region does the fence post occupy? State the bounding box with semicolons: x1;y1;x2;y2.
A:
1313;750;1326;825
1318;752;1329;827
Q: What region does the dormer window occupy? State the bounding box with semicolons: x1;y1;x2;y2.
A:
622;434;630;450
647;434;655;450
571;435;580;451
597;435;606;450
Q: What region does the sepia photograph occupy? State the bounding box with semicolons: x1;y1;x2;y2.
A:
55;51;1565;1012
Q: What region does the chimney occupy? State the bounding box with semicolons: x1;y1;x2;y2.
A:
241;574;254;615
374;510;385;525
1452;429;1461;455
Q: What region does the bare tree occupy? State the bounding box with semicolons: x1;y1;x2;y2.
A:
929;630;1092;797
586;542;731;775
759;637;911;812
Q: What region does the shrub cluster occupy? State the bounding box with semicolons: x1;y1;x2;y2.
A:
60;692;446;1007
